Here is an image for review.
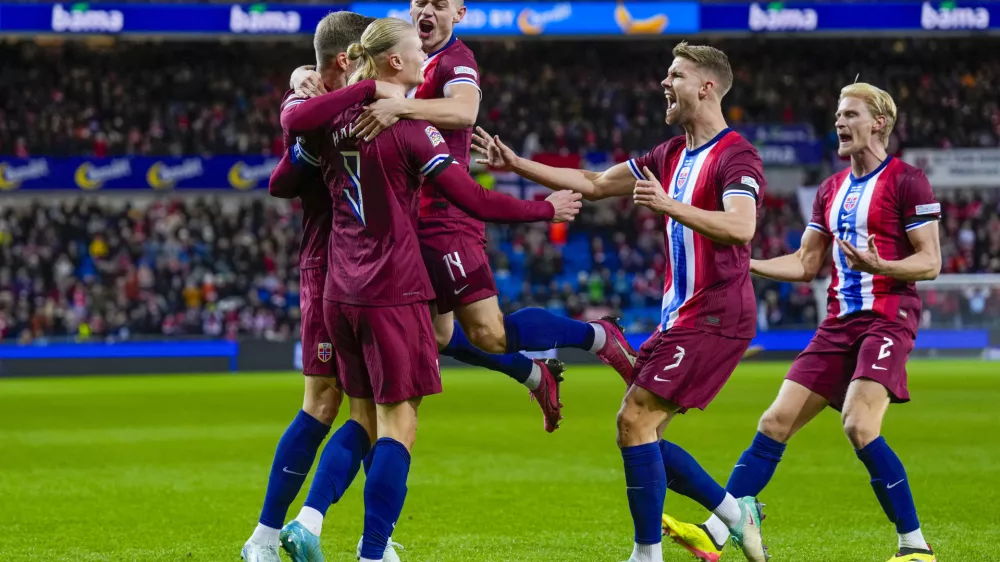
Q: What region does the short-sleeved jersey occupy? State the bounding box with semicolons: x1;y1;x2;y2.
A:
318;102;455;307
627;129;765;339
280;90;333;271
807;156;940;334
408;35;484;235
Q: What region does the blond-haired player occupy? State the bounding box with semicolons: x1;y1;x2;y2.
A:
662;83;941;562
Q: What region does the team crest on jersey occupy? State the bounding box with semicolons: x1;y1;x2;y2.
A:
317;342;333;363
425;126;445;147
844;192;860;212
676;165;691;190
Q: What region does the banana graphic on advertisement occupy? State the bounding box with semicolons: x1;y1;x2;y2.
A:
614;2;669;34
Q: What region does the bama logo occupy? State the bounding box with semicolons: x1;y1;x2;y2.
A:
0;160;50;190
146;159;205;189
228;159;277;190
921;1;989;30
230;5;301;34
74;159;132;190
516;3;572;35
748;2;818;32
52;3;124;33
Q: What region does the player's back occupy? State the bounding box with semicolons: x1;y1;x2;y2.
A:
628;130;766;339
410;37;484;238
320;102;456;307
813;157;940;332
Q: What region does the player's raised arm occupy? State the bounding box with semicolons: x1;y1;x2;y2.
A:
281;80;378;134
355;83;479;142
472;127;635;201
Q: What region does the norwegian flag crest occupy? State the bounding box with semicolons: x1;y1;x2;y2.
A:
317;342;333;363
844;192;860;212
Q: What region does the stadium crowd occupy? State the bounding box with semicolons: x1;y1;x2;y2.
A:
2;37;999;158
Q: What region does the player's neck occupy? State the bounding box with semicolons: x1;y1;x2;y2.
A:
320;67;347;91
850;144;888;178
682;108;728;151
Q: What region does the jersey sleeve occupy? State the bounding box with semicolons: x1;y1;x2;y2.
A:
280;80;376;135
625;142;668;182
898;169;941;233
399;121;456;181
807;177;835;237
440;48;481;98
719;147;765;205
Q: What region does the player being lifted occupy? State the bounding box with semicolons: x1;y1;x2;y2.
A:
241;12;400;562
661;84;941;562
280;17;581;562
346;0;639;433
475;42;769;562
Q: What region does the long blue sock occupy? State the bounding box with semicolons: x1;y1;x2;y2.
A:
504;308;595;352
302;420;371;515
259;410;330;528
856;437;920;533
442;321;534;384
360;438;411;560
363;448;374;476
726;431;786;498
622;443;667;545
659;440;727;511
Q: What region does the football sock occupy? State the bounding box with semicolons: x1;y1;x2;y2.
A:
899;529;929;550
302;419;371;519
259;409;330;530
712;493;743;529
622;443;667;548
504;308;596;352
441;321;536;388
363;448;374;475
589;322;607;352
630;541;663;562
704;515;731;547
294;506;324;537
360;438;411;561
659;441;726;512
249;523;280;546
726;431;786;498
856;437;924;540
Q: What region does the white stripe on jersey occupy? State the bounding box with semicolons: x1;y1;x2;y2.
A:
853;178;878;311
420;154;451;175
828;174;853;315
827;166;888;317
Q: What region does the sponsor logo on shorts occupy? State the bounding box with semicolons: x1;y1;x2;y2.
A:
317;342;333;363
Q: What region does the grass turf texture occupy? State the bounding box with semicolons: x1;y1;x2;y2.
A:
1;361;997;562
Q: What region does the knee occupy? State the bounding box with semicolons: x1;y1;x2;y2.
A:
466;323;507;355
616;400;652;448
757;407;794;444
842;412;880;449
303;387;342;426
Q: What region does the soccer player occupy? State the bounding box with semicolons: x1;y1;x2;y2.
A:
241;12;405;562
281;18;581;562
660;83;941;562
350;0;638;433
474;42;769;562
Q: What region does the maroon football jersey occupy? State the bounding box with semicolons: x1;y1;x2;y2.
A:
628;129;766;339
316;102;553;307
807;157;940;334
410;36;485;237
280;90;332;271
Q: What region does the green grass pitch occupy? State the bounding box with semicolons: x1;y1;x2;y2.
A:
1;360;998;561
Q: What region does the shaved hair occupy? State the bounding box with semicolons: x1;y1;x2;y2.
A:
672;41;734;97
314;11;376;68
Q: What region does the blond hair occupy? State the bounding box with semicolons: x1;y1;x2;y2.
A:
313;12;376;70
346;18;414;85
840;82;897;147
672;41;733;97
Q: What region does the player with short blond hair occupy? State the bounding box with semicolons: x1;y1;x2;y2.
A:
662;83;941;562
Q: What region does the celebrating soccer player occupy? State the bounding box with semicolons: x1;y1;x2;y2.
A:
279;17;580;562
474;42;770;562
661;84;941;562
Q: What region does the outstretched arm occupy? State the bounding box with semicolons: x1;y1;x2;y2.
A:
472;128;634;201
355;84;480;141
752;228;831;282
281;81;377;135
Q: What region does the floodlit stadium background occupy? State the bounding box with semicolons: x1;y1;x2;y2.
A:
1;2;999;561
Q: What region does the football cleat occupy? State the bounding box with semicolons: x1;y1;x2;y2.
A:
529;358;565;433
729;497;769;562
887;546;936;561
356;535;403;562
240;540;282;562
662;513;726;562
591;316;638;384
280;520;325;562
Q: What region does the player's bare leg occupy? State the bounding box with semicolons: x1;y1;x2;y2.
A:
843;379;933;561
617;386;767;562
666;380;827;560
244;377;345;562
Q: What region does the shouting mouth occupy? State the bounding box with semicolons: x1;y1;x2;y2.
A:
418;19;434;39
665;91;678;116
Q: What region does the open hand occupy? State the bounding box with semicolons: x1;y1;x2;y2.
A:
837;235;884;274
472;126;518;171
354;98;406;142
546;190;583;223
291;68;327;99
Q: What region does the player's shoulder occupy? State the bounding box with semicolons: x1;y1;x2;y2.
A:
820;167;851;194
890;158;931;188
447;39;478;63
280;89;307;113
388;119;448;149
721;130;758;153
652;135;687;158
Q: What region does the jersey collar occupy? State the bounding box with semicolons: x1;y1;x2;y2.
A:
849;155;893;184
427;34;458;58
687;127;732;156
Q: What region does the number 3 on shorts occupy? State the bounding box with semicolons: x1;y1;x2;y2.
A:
342;151;365;225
